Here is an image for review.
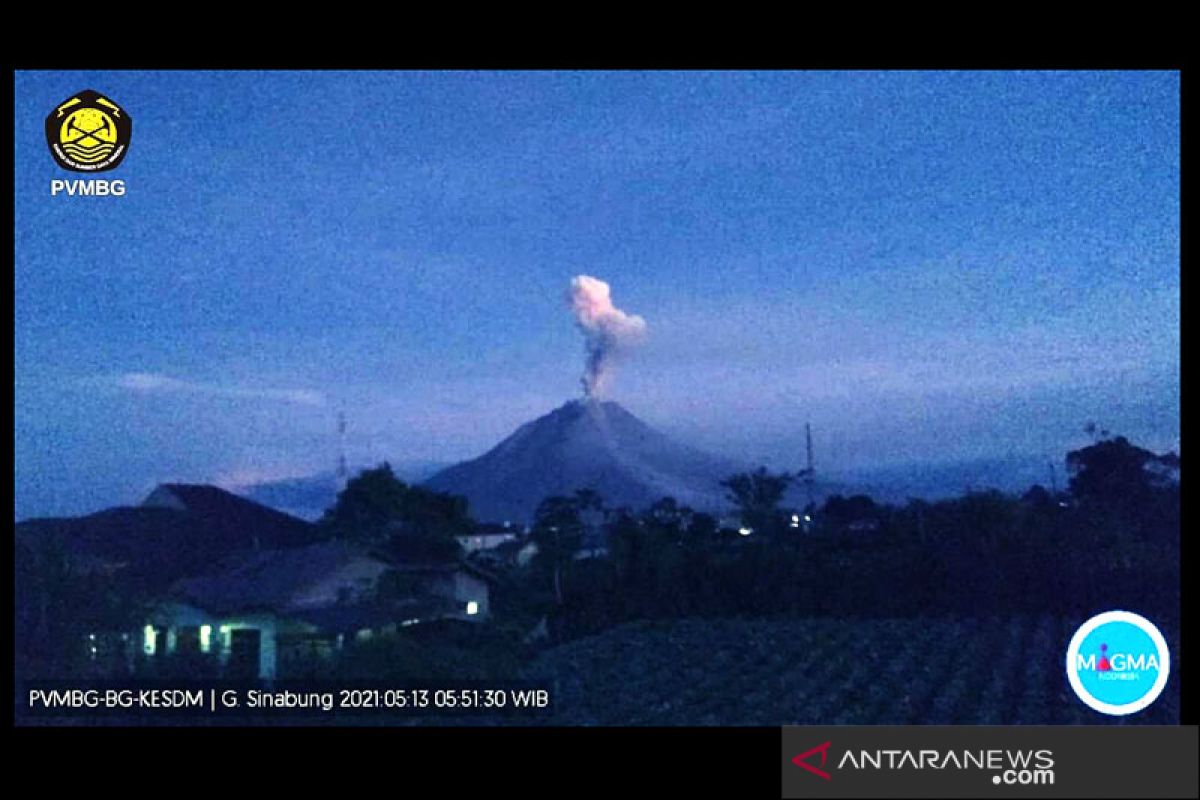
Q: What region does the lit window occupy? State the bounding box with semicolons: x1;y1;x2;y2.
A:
466;601;479;616
199;625;212;653
143;625;157;655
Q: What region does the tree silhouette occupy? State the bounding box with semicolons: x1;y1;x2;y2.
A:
320;463;467;562
1067;435;1179;515
531;495;586;605
721;468;793;535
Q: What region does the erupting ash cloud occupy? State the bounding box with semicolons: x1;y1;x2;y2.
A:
568;275;647;398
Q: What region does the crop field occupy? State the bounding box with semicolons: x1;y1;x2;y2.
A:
521;616;1181;726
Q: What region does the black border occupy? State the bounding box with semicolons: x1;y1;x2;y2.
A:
4;61;1189;798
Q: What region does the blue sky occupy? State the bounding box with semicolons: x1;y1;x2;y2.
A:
14;71;1179;518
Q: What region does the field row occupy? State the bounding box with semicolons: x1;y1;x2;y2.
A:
522;615;1181;726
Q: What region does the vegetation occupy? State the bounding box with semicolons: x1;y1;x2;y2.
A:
14;536;152;680
338;620;527;682
720;467;794;534
517;433;1179;642
524;616;1180;726
319;462;467;562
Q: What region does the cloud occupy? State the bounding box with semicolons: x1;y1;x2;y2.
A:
112;372;326;407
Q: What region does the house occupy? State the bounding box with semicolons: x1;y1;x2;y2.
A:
516;540;540;567
17;484;492;682
142;483;320;538
385;562;491;623
142;541;392;680
15;483;324;595
456;522;521;554
137;542;492;681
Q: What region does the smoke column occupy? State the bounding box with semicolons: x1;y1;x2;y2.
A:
568;275;647;398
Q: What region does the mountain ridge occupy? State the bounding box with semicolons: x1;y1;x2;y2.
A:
423;399;743;523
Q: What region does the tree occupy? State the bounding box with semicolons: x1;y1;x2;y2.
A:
530;495;587;606
389;486;472;562
319;463;467;562
821;494;880;529
721;468;793;535
574;488;603;513
1067;435;1179;515
606;510;643;589
15;534;151;680
320;463;409;538
687;512;719;543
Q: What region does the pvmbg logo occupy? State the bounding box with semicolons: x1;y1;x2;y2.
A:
45;89;132;172
1066;610;1170;715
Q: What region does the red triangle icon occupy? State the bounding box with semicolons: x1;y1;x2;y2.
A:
792;741;832;780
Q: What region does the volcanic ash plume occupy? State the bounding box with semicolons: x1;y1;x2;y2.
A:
568;275;647;398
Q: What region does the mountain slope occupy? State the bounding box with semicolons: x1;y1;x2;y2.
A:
424;399;743;523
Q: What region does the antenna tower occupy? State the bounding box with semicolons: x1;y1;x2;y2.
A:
803;421;815;509
336;410;348;486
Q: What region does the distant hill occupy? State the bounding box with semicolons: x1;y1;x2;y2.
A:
237;461;449;521
423;399;745;523
825;454;1058;504
236;423;1056;523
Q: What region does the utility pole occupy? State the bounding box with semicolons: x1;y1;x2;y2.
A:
804;422;815;507
336;409;348;489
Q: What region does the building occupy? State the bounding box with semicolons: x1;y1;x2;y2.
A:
153;540;394;679
15;483;324;593
17;483;492;682
115;543;493;681
456;522;521;554
385;563;491;623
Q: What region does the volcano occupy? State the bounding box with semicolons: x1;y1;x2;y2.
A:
423;399;742;524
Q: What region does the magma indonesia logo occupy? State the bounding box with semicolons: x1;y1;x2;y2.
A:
45;89;132;172
1066;610;1170;715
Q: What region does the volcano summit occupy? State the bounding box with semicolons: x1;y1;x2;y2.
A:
423;399;741;524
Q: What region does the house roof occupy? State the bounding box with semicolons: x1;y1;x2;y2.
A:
15;484;321;593
172;540;382;616
387;559;497;585
146;483;317;541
